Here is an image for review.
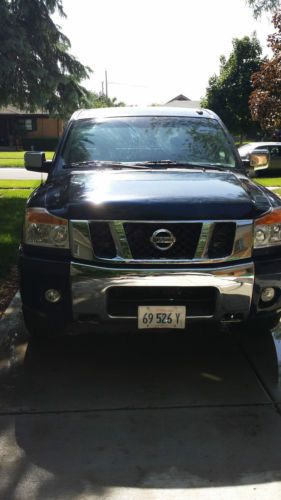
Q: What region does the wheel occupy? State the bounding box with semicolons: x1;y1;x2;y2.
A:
22;308;64;340
230;314;281;335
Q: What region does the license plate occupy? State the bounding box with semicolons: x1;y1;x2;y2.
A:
138;306;186;329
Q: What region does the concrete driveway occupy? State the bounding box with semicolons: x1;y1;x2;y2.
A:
1;297;281;499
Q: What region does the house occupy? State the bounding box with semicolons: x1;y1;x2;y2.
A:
164;94;201;109
0;106;64;150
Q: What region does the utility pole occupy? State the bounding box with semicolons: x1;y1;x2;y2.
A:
105;70;108;97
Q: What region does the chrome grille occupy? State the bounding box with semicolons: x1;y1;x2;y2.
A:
123;222;202;259
70;219;253;264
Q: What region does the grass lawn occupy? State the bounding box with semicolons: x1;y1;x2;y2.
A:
255;178;281;187
270;188;281;196
254;177;281;196
0;182;40;315
0;151;54;167
0;188;32;280
0;180;41;189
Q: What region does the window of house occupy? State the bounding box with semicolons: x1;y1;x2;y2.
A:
17;118;36;132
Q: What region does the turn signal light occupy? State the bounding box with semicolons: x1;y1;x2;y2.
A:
24;208;69;248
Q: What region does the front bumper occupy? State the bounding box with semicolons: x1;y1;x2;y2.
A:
71;261;255;326
19;253;281;335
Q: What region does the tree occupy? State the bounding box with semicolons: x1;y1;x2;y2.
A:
249;12;281;132
246;0;281;18
83;92;125;109
0;0;91;117
202;35;263;141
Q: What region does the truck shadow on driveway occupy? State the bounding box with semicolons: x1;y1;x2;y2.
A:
13;327;276;411
4;328;280;495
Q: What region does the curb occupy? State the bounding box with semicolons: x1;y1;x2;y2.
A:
0;291;24;347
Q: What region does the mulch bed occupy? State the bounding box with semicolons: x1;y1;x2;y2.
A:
0;267;18;319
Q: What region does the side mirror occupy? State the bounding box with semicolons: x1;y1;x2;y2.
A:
24;151;51;173
249;149;269;170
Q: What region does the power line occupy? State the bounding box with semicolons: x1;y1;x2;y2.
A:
109;81;148;88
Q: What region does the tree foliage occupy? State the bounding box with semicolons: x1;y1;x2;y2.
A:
83;92;125;109
0;0;91;117
202;35;263;138
249;12;281;131
246;0;281;18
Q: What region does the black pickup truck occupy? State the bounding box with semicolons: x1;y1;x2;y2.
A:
20;107;281;338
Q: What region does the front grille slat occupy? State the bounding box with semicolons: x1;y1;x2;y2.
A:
208;222;236;258
107;286;217;317
89;222;116;259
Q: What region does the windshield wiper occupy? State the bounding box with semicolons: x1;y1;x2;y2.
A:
134;160;232;170
63;160;154;170
63;160;126;169
134;160;195;167
63;160;234;171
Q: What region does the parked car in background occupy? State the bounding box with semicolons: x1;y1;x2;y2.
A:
238;142;281;174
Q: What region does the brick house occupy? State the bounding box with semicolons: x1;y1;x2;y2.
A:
0;106;64;150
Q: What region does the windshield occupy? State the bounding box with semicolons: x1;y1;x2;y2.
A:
62;116;237;168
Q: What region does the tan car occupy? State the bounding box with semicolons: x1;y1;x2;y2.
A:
238;142;281;174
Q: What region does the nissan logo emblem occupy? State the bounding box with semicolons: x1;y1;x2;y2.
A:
150;228;176;251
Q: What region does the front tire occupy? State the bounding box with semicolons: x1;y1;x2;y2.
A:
23;308;62;340
230;314;281;335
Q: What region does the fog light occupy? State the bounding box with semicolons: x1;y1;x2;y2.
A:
261;287;275;303
45;289;61;303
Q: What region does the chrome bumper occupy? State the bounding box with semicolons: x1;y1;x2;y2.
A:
71;261;254;323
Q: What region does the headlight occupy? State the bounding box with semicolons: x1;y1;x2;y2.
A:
24;208;69;248
254;208;281;248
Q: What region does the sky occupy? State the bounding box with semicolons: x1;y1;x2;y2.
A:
54;0;275;106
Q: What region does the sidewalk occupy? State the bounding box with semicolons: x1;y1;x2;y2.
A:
0;168;47;180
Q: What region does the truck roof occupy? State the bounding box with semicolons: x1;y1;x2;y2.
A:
70;106;217;121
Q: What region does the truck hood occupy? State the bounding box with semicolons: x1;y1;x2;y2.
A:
30;169;278;220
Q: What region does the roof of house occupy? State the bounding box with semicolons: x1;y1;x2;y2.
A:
164;100;201;108
164;95;201;108
167;94;191;103
0;106;48;116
